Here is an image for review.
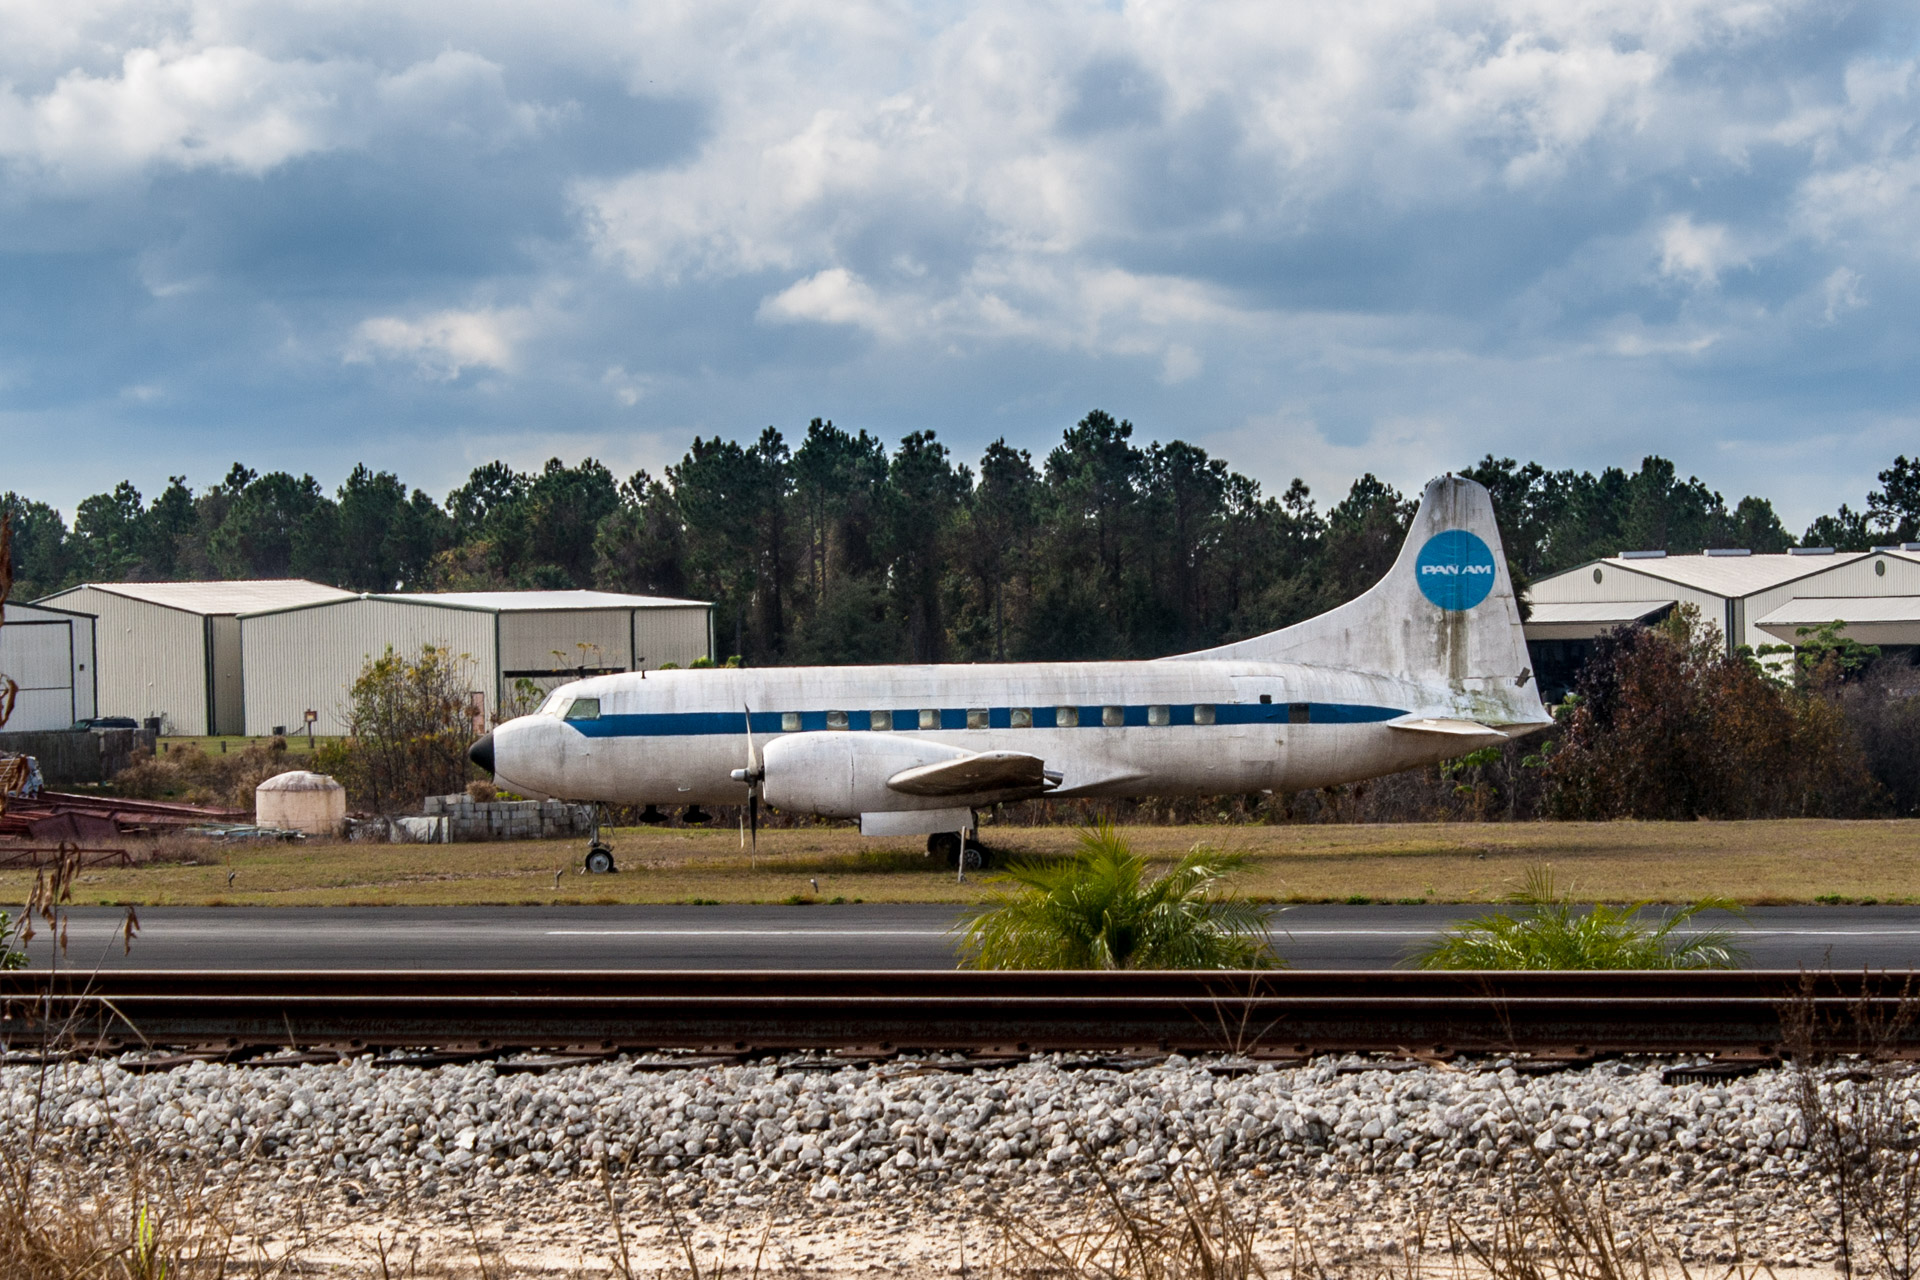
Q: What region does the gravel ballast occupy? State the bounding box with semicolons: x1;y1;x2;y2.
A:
0;1053;1874;1275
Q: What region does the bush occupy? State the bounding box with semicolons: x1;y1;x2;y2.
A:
1413;865;1743;970
1836;659;1920;816
956;822;1279;970
316;644;484;813
1544;605;1881;819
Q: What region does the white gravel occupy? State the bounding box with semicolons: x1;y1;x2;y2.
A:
0;1053;1874;1273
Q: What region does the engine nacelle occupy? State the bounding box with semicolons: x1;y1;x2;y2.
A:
761;732;973;818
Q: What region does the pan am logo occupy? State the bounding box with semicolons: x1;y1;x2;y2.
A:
1415;529;1497;610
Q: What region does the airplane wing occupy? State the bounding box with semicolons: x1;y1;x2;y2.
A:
1385;715;1509;739
886;751;1061;798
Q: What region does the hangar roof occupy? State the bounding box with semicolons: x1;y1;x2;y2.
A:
375;589;710;612
1755;595;1920;646
1755;595;1920;628
1523;600;1675;641
1590;551;1869;598
42;579;354;615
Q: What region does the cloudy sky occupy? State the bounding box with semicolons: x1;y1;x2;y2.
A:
3;0;1916;529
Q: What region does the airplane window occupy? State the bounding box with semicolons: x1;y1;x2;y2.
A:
966;708;990;730
1102;706;1124;727
1194;704;1216;725
870;710;889;731
1056;706;1079;727
1289;702;1311;724
827;710;849;730
782;712;801;732
563;697;601;721
540;691;569;717
1259;694;1273;704
919;708;939;730
1010;707;1032;728
1148;704;1170;726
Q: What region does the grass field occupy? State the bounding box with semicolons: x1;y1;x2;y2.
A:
3;818;1916;907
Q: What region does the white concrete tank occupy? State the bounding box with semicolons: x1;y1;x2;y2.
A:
255;770;347;836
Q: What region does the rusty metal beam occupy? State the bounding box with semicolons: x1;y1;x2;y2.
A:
2;970;1914;1057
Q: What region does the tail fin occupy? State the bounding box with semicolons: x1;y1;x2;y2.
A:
1178;475;1547;727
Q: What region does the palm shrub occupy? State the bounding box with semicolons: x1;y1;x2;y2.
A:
1413;865;1742;970
956;823;1279;970
0;909;22;970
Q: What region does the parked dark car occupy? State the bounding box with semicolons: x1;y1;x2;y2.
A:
72;716;140;730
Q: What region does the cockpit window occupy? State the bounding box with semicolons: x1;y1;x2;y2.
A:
539;690;569;717
563;697;601;721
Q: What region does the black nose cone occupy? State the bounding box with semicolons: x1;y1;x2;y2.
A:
469;731;495;773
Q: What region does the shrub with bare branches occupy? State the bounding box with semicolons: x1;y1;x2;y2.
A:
311;643;483;813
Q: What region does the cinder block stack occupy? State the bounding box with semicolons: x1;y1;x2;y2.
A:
421;794;595;842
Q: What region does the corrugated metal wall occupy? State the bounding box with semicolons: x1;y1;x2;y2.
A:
39;588;208;734
241;599;497;736
499;609;633;674
632;606;712;670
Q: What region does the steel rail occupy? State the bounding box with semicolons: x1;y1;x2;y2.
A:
3;970;1916;1058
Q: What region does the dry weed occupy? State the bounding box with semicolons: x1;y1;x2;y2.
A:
110;739;291;810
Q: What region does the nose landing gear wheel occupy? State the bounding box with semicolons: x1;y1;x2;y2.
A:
584;844;616;874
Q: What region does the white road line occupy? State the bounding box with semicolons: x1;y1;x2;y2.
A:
546;930;948;937
542;927;1920;940
1271;930;1920;940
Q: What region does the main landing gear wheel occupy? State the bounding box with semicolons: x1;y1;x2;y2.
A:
929;832;989;870
584;844;616;874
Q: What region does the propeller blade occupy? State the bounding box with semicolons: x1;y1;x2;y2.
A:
742;703;762;848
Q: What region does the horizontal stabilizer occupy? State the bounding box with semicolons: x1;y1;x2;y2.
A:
887;751;1060;798
1386;714;1508;740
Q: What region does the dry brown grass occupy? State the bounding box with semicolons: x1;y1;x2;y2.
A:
0;818;1911;907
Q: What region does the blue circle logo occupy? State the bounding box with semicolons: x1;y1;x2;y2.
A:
1415;530;1498;610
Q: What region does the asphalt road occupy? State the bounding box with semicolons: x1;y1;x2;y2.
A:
16;904;1920;971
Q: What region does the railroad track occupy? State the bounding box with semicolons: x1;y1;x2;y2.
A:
4;970;1918;1064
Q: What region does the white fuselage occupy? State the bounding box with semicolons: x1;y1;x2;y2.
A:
487;658;1521;815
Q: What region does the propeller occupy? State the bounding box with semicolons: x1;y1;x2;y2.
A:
728;703;764;847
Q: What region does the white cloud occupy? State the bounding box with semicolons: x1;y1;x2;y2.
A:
574;0;1836;390
0;44;346;178
346;307;527;380
601;365;654;407
0;34;548;184
5;0;1920;529
759;268;890;330
1160;344;1202;385
1822;267;1866;323
1657;215;1745;287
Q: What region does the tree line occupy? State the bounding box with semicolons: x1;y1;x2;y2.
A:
5;413;1917;666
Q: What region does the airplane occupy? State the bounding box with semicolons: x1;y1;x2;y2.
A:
469;475;1551;873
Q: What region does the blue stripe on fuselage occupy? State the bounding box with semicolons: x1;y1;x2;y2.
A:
564;702;1405;738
